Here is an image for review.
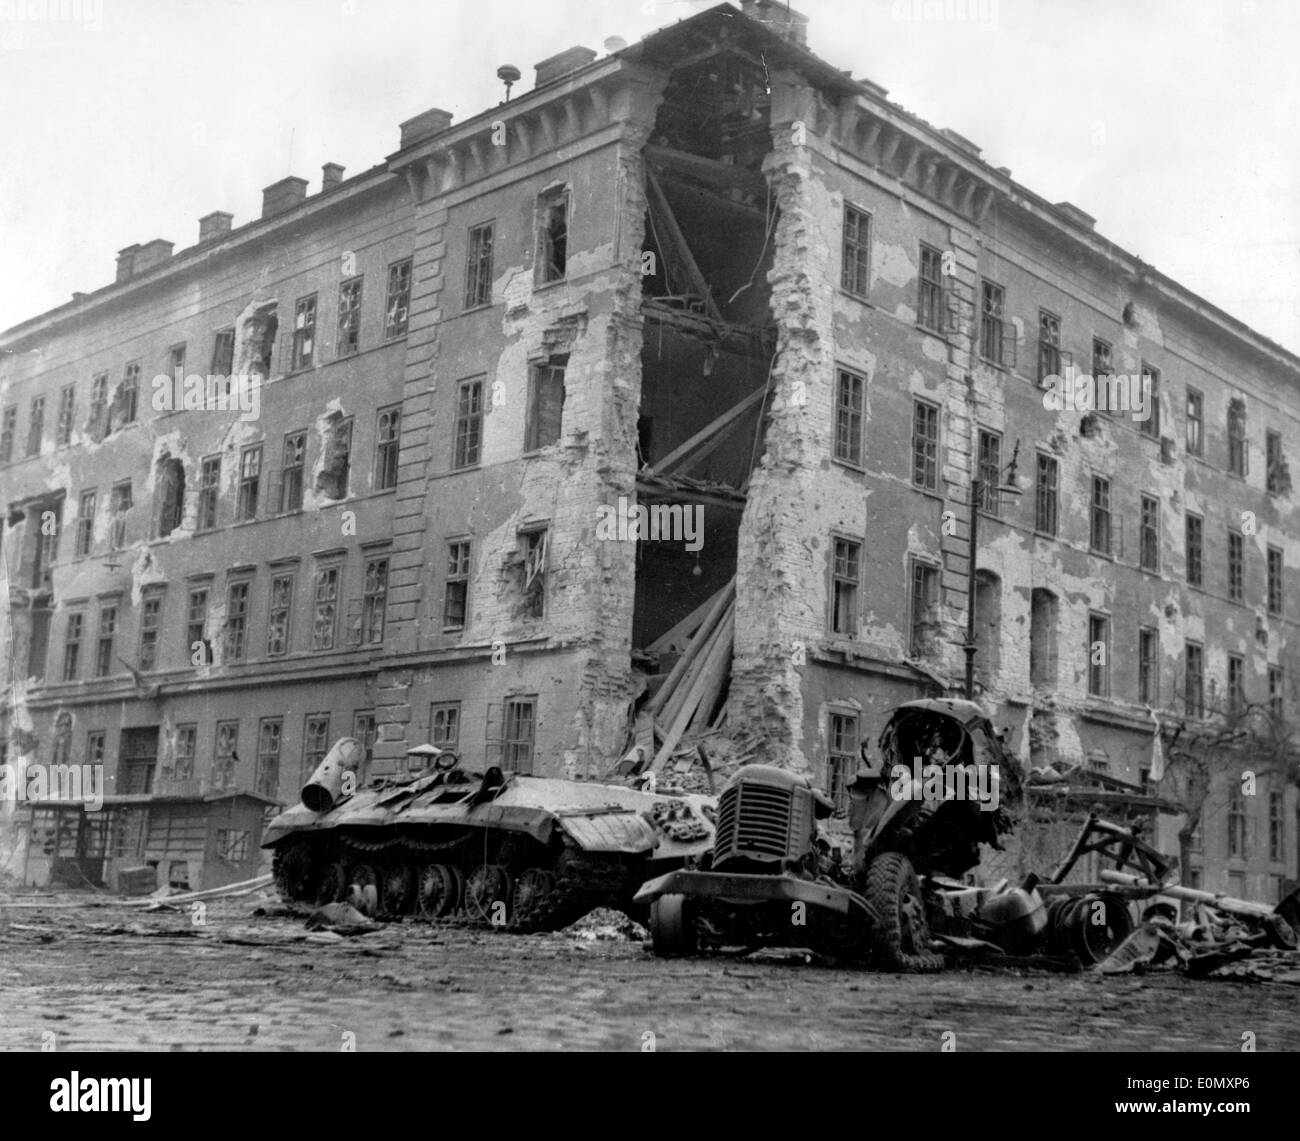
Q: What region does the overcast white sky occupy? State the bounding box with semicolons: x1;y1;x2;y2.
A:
1;0;1297;353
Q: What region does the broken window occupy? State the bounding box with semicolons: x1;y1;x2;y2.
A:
504;698;536;773
831;538;860;637
236;444;261;522
155;455;185;538
1269;665;1283;720
138;586;164;671
26;395;44;456
375;405;401;491
1029;588;1057;688
292;294;317;370
525;360;565;451
301;714;331;786
536;190;568;284
1186;513;1203;587
30;499;61;590
444;540;471;630
909;560;940;658
52;712;72;765
1139;493;1159;573
197;456;220;531
118;361;140;428
520;528;548;619
186;587;210;667
1038;309;1062;384
1185;641;1205;718
1266;429;1286;496
1035;452;1058;536
224;579;250;662
110;480;132;549
279;430;306;513
57;384;75;446
87;730;105;767
834;368;864;467
1186;387;1204;457
385;257;412;338
362;557;388;645
211;328;235;377
1228;529;1245;603
1138;626;1159;706
63;611;84;682
1269;790;1284;862
88;374;108;440
1268;546;1283;616
1087;612;1110;698
917;244;942;332
840;204;871;297
312;563;340;650
430;702;460;753
1140;362;1160;438
979;281;1005;365
353;711;377;767
1227;784;1246;858
1089;475;1111;556
912;399;939;491
267;574;293;656
1227;397;1248;476
315;414;352;500
0;405;15;463
168;343;186;383
978;429;1002;515
453;379;483;470
214;828;249;863
827;711;858;818
1092;337;1112;382
173;724;197;782
96;602;116;677
337;277;362;357
256;717;283;798
465;222;494;309
1228;653;1246;717
213;721;239;790
75;488;96;557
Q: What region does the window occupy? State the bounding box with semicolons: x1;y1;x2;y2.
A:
267;575;293;656
1089;476;1111;556
110;481;132;549
917;244;942;331
75;489;96;557
526;361;566;451
430;702;460;751
186;587;210;666
1269;665;1284;720
909;560;940;657
119;361;140;426
978;430;1002;515
841;205;870;297
211;328;235;377
95;603;116;677
224;580;250;662
1228;529;1245;603
1268;546;1283;616
453;379;483;469
444;540;470;630
1035;453;1058;536
87;730;105;767
1138;626;1159;706
1087;613;1110;697
291;294;317;369
119;726;158;794
1186;513;1203;587
213;721;239;790
57;384;75;446
1037;309;1061;384
1139;494;1159;572
315;416;352;500
1092;337;1112;382
1029;589;1058;688
302;715;331;785
173;724;197;782
1228;653;1246;717
1227;784;1246;859
1186;387;1204;457
337;277;362;356
353;711;377;767
216;829;250;863
979;280;1005;365
139;587;163;671
197;456;220;531
0;405;15;463
32;501;60;589
26;395;44;455
1266;429;1285;495
465;222;495;309
167;342;186;383
827;711;858;818
973;571;1001;686
279;431;306;513
1185;642;1205;719
834;368;865;466
912;400;939;491
375;406;401;490
384;258;413;338
236;444;261;522
63;612;84;681
155;455;185;538
1139;362;1159;437
537;190;569;284
828;538;861;637
1269;790;1284;862
522;528;548;619
256;718;283;798
88;374;108;440
504;698;536;773
1227;397;1247;476
312;564;340;650
362;557;388;645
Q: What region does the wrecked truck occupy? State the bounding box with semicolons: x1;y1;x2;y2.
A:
264;737;716;932
635;699;1021;971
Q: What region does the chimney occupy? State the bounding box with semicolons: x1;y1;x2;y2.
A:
739;1;809;48
399;107;453;150
261;176;309;219
133;239;175;274
116;244;140;283
198;211;233;244
321;162;345;191
534;46;596;88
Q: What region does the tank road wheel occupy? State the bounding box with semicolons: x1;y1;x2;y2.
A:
315;860;347;905
347;863;381;917
272;840;316;904
865;852;945;973
509;868;557;931
650;894;697;958
465;864;514;927
380;863;416;918
416;863;462;919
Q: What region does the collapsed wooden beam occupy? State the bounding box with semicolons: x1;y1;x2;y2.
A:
645;382;771;476
645;166;725;323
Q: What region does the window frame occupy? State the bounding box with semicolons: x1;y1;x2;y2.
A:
911;398;940;492
979;279;1006;366
291;293;317;370
917;244;943;332
1089;475;1111;557
337;276;363;358
1087;611;1111;698
464;221;495;310
1139;493;1160;573
841;204;871;298
375;405;401;491
1185;512;1204;588
453;378;484;471
1034;452;1058;537
833;367;865;468
1185;386;1204;457
443;539;471;631
384;257;413;340
267;573;294;657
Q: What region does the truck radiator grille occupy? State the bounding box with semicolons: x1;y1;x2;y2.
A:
713;782;793;864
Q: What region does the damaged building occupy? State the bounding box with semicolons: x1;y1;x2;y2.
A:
1;1;1297;901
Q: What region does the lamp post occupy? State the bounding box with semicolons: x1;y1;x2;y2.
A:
964;442;1020;700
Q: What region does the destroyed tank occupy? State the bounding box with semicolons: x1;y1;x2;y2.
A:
264;738;716;932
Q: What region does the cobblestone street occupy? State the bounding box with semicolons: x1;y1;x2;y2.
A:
2;896;1298;1052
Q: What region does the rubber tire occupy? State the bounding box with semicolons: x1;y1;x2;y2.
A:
865;851;945;973
650;893;697;958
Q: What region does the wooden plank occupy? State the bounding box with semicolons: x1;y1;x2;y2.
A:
686;610;734;734
645;578;733;717
645;166;724;323
646;584;730;654
652;602;734;773
645;382;771;477
660;605;728;730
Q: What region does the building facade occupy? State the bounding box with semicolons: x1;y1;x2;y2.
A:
2;2;1296;898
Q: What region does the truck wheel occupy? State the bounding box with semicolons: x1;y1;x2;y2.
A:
865;852;945;973
650;894;697;958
